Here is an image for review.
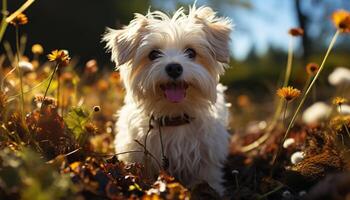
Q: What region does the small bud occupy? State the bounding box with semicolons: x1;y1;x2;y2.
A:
93;106;101;112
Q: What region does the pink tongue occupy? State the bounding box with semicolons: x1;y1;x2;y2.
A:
164;87;186;103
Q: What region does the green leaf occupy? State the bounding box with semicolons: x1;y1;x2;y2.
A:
64;107;91;145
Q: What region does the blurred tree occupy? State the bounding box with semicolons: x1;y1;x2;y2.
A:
294;0;350;64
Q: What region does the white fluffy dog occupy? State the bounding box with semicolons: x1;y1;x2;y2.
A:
104;5;232;195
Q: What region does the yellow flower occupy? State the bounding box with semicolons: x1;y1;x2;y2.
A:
331;9;350;33
277;86;301;101
47;50;71;66
288;28;304;37
306;63;319;76
332;97;348;106
9;13;28;26
32;44;44;55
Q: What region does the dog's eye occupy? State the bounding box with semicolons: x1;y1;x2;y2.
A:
149;50;162;61
185;48;196;59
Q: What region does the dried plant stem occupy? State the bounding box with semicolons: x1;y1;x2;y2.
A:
15;26;25;121
258;183;283;199
0;0;35;42
5;0;35;23
272;30;340;166
241;36;295;152
0;0;8;42
301;76;313;97
7;70;55;102
41;63;59;110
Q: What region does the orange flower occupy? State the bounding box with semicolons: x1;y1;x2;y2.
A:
47;50;71;66
306;63;319;76
288;28;304;37
277;86;301;101
9;13;28;26
331;9;350;33
332;97;348;106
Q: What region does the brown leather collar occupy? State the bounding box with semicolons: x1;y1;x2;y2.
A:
154;114;194;127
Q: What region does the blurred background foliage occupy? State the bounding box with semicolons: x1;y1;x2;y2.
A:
2;0;350;99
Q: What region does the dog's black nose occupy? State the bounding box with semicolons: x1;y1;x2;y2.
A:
165;63;183;79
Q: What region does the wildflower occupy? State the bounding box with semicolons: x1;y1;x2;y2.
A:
97;80;109;91
332;97;348;106
19;61;34;72
298;191;307;197
331;9;350;33
291;151;305;164
282;190;292;199
31;44;44;55
85;59;98;74
283;138;295;149
328;67;350;86
237;94;250;107
60;72;74;83
9;13;28;26
338;105;350;115
47;50;71;66
277;86;301;101
85;123;98;135
110;71;120;83
306;63;319;76
34;95;56;107
288;28;304;36
302;102;332;124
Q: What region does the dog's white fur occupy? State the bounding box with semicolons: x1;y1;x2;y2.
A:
104;6;232;195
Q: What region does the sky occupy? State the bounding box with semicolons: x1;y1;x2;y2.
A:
153;0;300;60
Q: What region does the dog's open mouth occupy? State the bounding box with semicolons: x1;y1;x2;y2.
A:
160;82;188;103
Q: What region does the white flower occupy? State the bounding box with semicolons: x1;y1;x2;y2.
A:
19;61;33;72
302;102;332;124
338;104;350;115
328;67;350;86
291;151;305;164
283;138;295;149
282;190;292;199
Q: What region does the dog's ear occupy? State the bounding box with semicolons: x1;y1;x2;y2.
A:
191;6;232;63
103;14;148;66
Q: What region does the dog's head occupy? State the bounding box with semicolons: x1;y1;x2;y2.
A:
104;6;232;116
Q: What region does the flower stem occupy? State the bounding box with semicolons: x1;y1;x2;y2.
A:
283;36;294;87
282;101;288;127
270;36;294;131
0;0;8;42
15;25;25;121
41;63;59;111
340;105;350;138
57;69;61;114
273;30;340;166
